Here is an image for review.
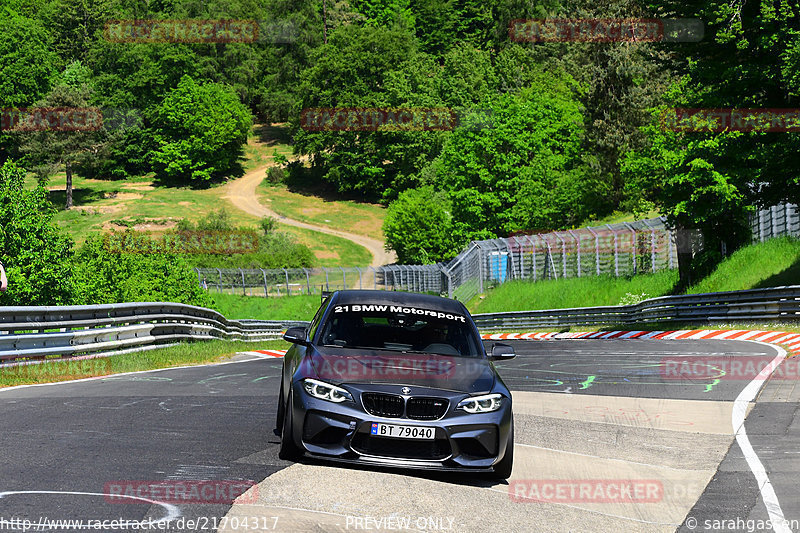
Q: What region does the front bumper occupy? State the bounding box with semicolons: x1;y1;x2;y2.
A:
286;382;513;471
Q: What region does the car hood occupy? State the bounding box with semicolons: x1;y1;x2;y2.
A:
305;348;496;394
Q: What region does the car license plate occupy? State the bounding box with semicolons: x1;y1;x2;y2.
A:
370;423;434;440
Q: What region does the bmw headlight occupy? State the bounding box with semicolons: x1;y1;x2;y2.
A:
302;378;353;403
457;393;503;414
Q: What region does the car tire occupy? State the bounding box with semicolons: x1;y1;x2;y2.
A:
491;419;514;480
278;390;301;461
274;382;285;435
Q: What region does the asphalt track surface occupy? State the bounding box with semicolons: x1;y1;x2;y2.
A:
0;339;798;533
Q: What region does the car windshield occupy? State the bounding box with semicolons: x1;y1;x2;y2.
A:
317;304;483;357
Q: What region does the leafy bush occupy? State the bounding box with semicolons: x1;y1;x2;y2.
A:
383;186;458;264
176;210;313;269
266;166;286;184
0;161;75;305
190;232;315;269
148;76;252;184
72;234;212;307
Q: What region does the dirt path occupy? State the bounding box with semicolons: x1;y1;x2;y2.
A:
221;163;396;268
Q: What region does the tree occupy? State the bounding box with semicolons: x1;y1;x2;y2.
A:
0;11;60;162
0;161;75;305
18;82;104;209
147;76;252;184
621;91;752;287
72;234;213;307
38;0;114;63
423;72;595;243
383;186;458;263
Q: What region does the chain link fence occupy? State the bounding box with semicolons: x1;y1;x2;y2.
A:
750;203;800;242
195;217;678;302
194;267;384;296
195;207;800;302
440;217;676;302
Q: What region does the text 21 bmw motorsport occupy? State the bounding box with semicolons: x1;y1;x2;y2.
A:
276;290;516;479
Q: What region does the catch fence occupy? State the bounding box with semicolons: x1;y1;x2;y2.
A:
196;217;678;302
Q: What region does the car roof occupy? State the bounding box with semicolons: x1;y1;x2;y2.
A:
329;290;467;314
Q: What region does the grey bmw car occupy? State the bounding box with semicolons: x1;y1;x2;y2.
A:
275;290;516;479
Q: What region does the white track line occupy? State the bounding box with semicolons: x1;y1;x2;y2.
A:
732;341;790;533
0;490;180;525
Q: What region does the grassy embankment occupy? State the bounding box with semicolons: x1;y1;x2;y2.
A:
470;236;800;332
0;339;289;388
30;124;374;266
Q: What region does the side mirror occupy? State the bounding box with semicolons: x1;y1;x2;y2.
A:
490;343;515;361
283;326;308;345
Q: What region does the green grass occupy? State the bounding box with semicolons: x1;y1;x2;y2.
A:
210;293;322;321
581;209;660;227
35;172;262;245
29;124;373;266
0;339;288;387
258;182;386;240
469;270;679;314
280;224;372;267
687;237;800;294
470;237;800;315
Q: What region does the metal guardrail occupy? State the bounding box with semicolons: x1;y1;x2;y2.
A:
0;302;308;364
471;286;800;330
3;286;799;364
